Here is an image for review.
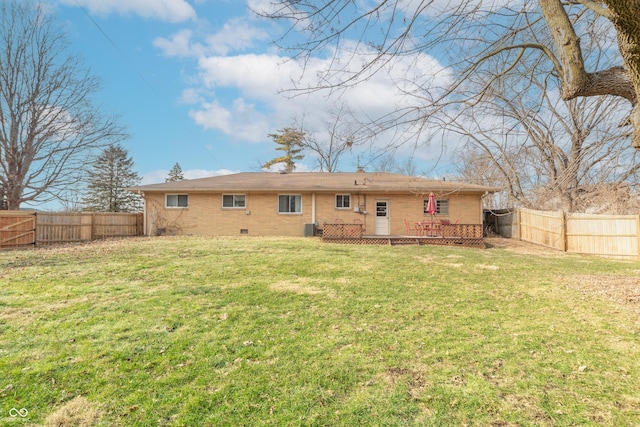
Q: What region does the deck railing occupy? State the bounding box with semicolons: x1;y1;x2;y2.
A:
322;223;483;247
440;224;483;239
322;223;363;239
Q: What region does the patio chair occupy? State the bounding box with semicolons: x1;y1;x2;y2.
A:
353;218;366;234
426;220;442;237
404;219;419;236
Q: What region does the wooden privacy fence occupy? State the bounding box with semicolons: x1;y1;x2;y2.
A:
518;208;640;259
0;211;36;248
0;211;143;248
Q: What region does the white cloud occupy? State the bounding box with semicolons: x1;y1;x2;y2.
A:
153;29;203;58
184;42;452;145
204;18;270;56
140;169;170;185
245;0;282;15
148;5;455;162
154;18;270;58
197;53;296;98
59;0;196;23
189;98;271;142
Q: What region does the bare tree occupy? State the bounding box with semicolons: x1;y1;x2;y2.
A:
448;17;640;214
256;1;640;151
452;85;640;213
0;0;127;210
296;104;362;172
369;151;419;176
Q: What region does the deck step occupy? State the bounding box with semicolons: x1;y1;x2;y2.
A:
389;239;420;246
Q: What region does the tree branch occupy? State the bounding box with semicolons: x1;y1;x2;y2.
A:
570;0;614;19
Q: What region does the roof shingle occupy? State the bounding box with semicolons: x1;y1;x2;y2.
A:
128;172;498;194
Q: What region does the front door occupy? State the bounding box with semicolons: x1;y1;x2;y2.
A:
374;200;390;235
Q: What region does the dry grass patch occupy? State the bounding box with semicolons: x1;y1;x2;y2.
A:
0;306;33;324
569;274;640;315
476;264;500;271
415;255;464;269
485;237;567;257
42;396;101;427
270;279;332;296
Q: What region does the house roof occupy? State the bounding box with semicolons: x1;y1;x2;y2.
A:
128;172;498;194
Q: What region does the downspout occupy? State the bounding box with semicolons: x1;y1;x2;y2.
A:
481;192;487;229
138;191;147;236
362;192;367;234
311;192;316;224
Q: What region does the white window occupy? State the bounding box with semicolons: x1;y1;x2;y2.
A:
335;194;351;209
278;195;301;214
222;194;246;208
166;194;188;208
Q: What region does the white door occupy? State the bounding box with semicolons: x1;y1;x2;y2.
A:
374;200;390;235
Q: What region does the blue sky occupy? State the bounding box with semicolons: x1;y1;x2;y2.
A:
51;0;458;189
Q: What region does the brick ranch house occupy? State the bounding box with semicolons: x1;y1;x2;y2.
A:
128;171;496;238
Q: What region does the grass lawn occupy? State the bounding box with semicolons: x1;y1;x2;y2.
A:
1;236;639;426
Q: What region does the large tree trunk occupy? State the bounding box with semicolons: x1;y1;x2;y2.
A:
540;0;640;148
604;1;640;148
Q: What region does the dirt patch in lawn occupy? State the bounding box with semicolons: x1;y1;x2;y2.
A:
568;274;640;316
486;237;640;316
485;237;565;257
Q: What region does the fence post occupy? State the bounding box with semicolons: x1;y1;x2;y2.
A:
91;213;96;241
33;211;38;246
517;209;522;241
637;215;640;261
561;211;567;253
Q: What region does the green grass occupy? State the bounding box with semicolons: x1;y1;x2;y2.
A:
1;236;639;426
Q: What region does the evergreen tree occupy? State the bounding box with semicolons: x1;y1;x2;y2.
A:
83;145;142;212
166;162;184;182
262;128;305;173
0;186;7;210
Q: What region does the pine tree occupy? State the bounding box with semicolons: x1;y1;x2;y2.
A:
262;128;305;173
166;162;184;182
83;145;142;212
0;186;7;210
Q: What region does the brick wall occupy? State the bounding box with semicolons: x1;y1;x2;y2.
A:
142;190;483;236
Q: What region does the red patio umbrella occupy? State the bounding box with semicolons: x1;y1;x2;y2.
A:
425;192;437;236
425;192;437;217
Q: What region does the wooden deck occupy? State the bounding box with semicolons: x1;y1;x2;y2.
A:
321;224;485;247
